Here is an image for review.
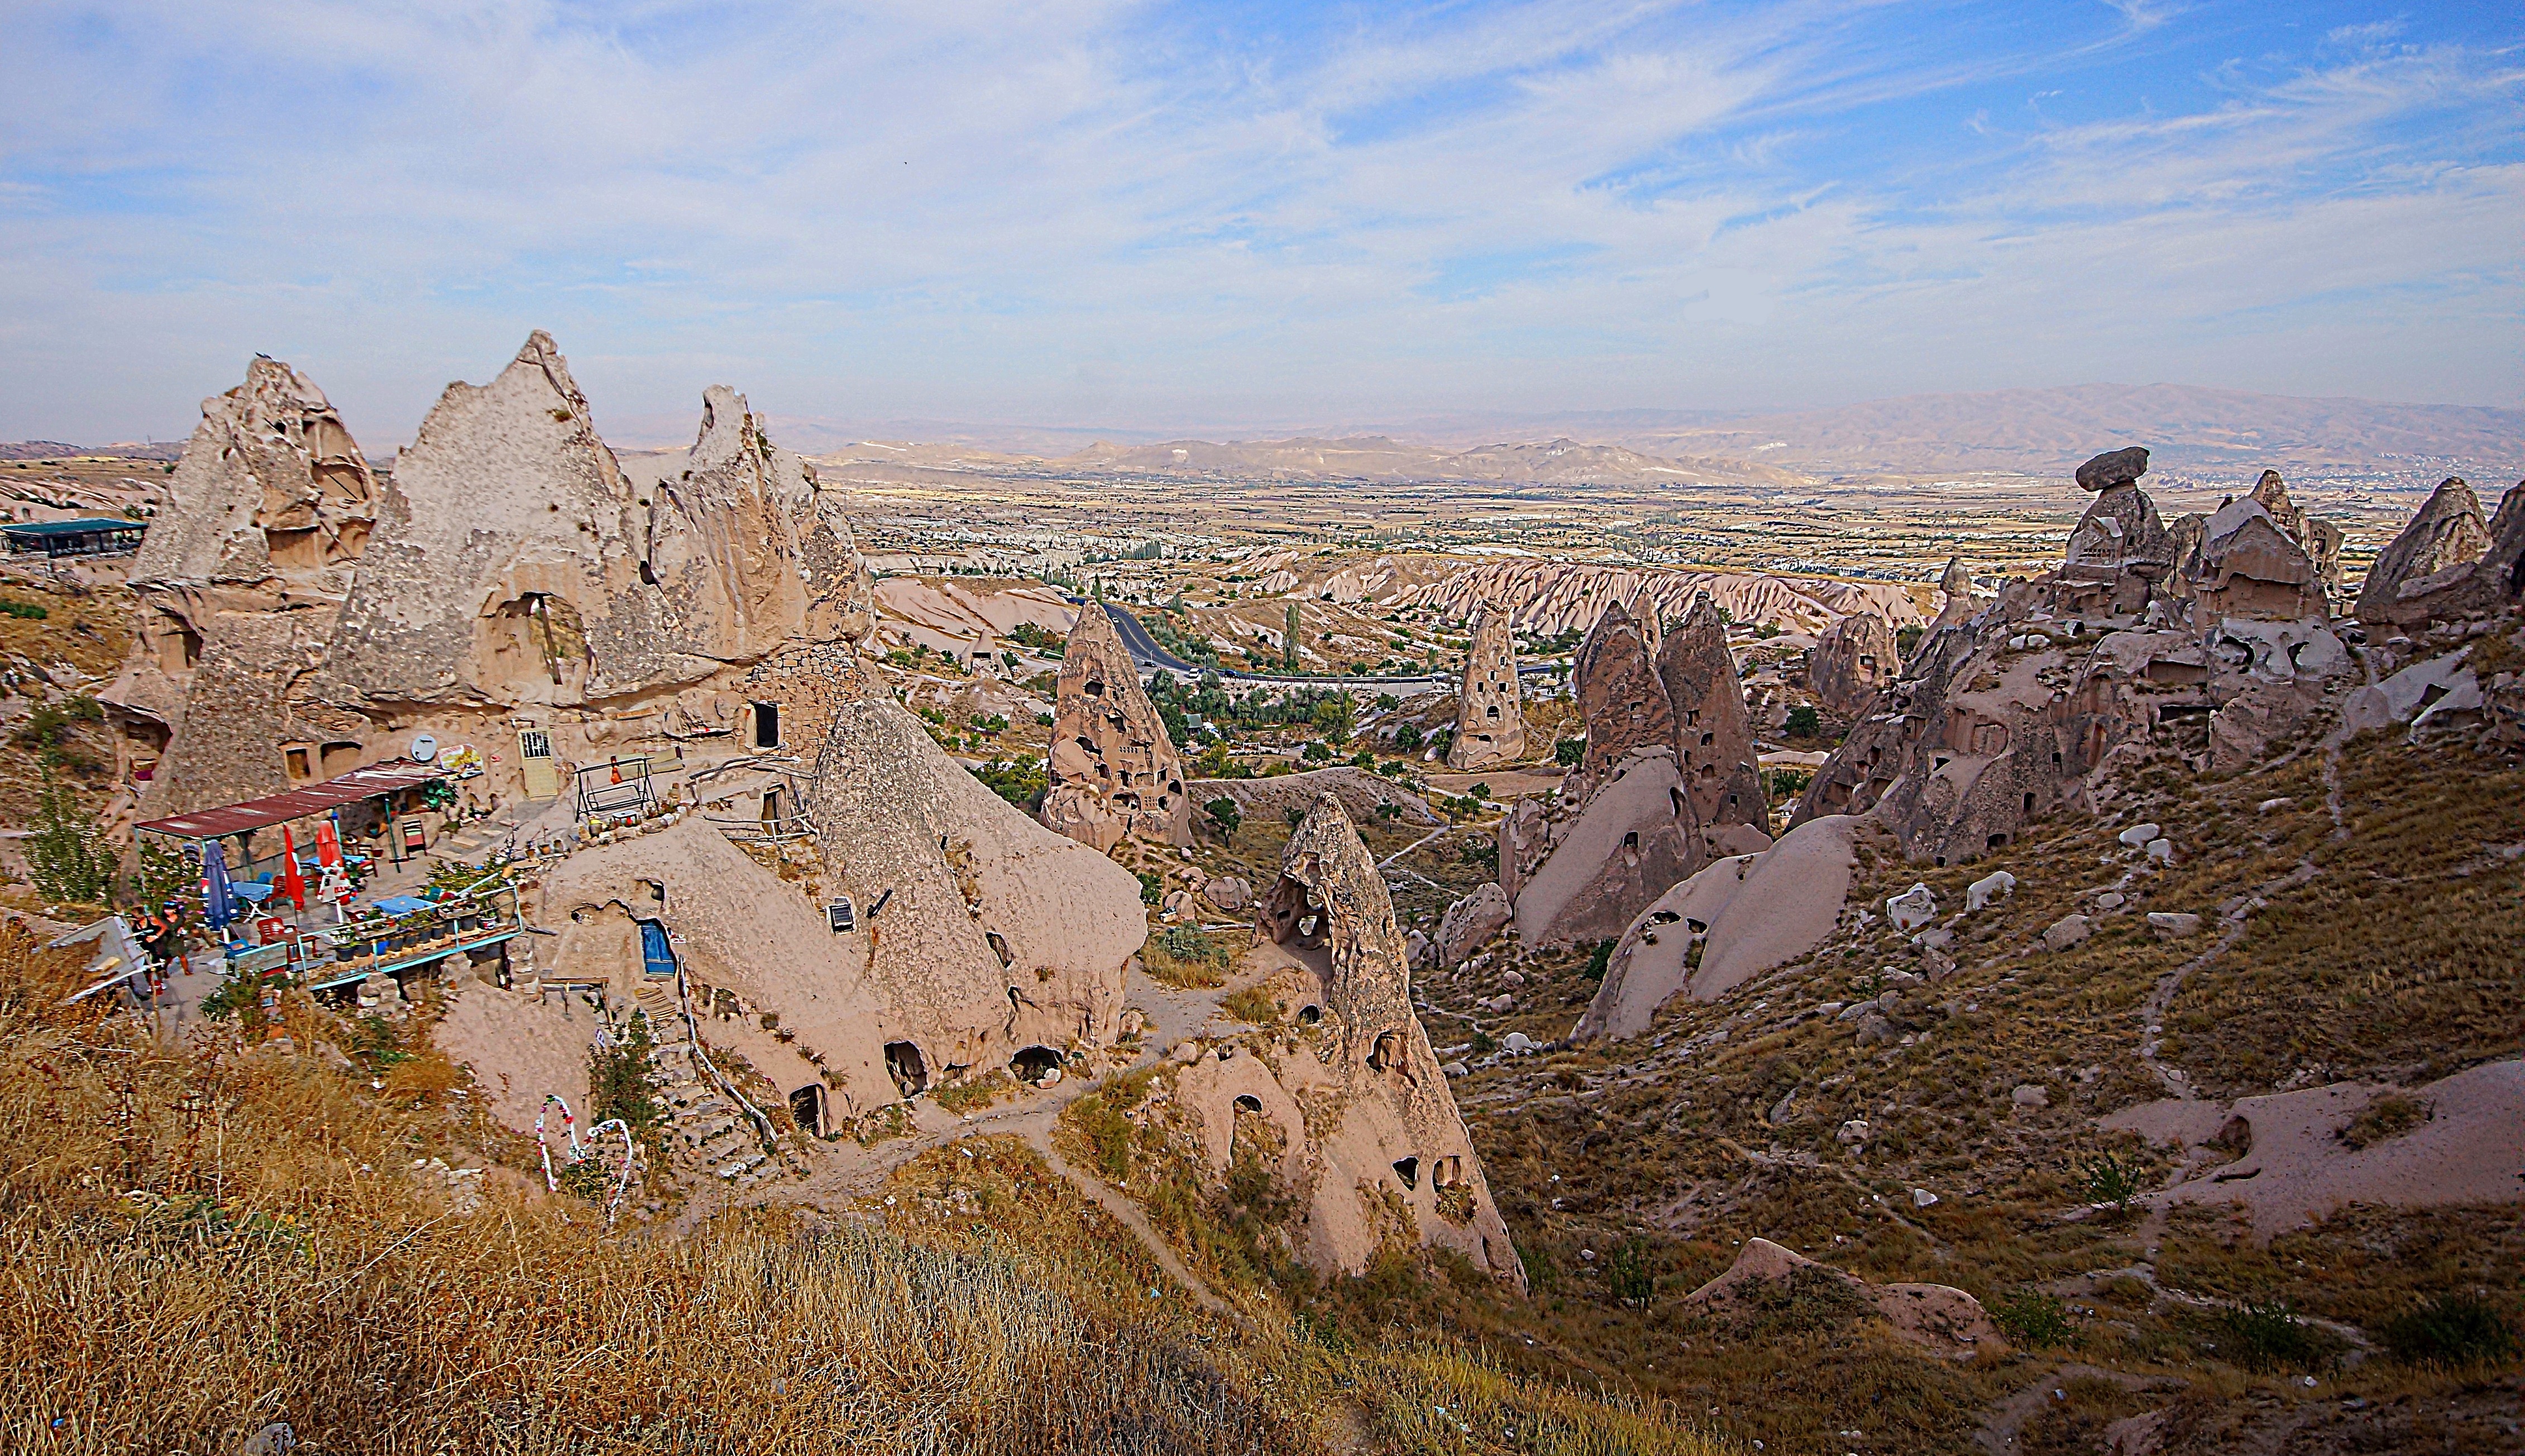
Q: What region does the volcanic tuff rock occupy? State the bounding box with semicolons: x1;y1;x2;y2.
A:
1391;558;1923;639
2247;470;2346;605
1683;1238;2006;1359
105;333;884;818
809;687;1144;1093
2074;445;2150;491
1446;603;1525;770
1658;593;1766;832
1041;604;1192;851
1431;880;1512;969
1806;612;1900;715
2355;477;2493;626
1932;557;1976;629
1794;448;2362;863
1565;600;1674;801
1229;794;1522;1286
1502;748;1706;948
2187;496;2323;622
103;358;381;815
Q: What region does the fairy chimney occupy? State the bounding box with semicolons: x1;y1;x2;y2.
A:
1446;603;1525;770
1657;593;1766;833
1041;604;1193;851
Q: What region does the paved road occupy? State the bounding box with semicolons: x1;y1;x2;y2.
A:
1083;599;1561;692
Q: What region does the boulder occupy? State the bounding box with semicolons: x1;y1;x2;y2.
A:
2147;911;2203;940
2011;1083;2050;1109
1966;870;2016;912
1885;883;1938;931
2041;914;2093;952
1203;875;1252;912
2076;446;2150;492
1432;882;1512;968
1574;815;1866;1039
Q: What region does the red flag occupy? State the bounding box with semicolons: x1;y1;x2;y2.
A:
280;826;307;912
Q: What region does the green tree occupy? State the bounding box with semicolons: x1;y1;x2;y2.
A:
1308;695;1354;743
26;771;113;905
1204;797;1241;840
1393;722;1422;752
1283;601;1300;670
1784;705;1821;738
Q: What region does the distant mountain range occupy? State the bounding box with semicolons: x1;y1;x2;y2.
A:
1613;384;2524;480
1048;435;1806;487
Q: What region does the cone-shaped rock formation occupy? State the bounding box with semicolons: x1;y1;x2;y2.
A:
1041;604;1192;850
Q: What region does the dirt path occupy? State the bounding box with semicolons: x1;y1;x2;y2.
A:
755;954;1256;1309
2132;856;2321;1100
1974;1363;2164;1455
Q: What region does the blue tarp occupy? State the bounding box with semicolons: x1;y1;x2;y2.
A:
370;894;436;916
232;882;275;903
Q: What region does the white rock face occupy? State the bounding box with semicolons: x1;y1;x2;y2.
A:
1966;870;2016;912
1886;883;1939;931
2043;914;2093;951
2117;822;2162;849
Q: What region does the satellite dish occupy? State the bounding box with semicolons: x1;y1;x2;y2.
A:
409;733;439;763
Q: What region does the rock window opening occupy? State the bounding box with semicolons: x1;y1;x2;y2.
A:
1367;1031;1403;1074
1391;1156;1419;1190
751;702;780;749
1010;1046;1063;1086
156;615;203;673
1669;787;1686;817
1083;679;1105;697
788;1085;824;1137
1486;704;1500;719
284;746;313;780
1297;1004;1322;1026
760;786;784;825
1987;833;2009;849
1232;1094;1264;1113
2024;792;2037;814
320;741;362;775
884;1041;929;1098
1432;1155;1463;1187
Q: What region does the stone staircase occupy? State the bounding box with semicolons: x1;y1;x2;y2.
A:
632;978;806;1191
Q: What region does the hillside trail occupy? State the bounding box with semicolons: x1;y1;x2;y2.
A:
748;951;1284;1315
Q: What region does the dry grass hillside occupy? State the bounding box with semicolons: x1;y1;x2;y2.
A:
0;923;1727;1455
1398;729;2525;1454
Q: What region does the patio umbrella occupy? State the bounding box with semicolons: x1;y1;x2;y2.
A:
315;818;342;868
279;826;307;913
201;840;237;941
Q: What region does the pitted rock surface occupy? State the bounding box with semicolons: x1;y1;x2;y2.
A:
1041;603;1192;850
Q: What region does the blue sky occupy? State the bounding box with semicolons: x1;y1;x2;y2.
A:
1;0;2518;445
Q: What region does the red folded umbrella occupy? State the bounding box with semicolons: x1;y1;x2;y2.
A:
315;820;342;868
280;826;307;912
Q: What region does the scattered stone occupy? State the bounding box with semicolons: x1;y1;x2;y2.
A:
1203;875;1252;911
2011;1084;2050;1110
1836;1119;1871;1146
2117;822;2161;849
2093;890;2126;911
1911;1187;1939;1208
1498;969;1525;988
1502;1031;1537;1054
1910;927;1955;951
1441;1061;1469;1078
2146;838;2175;866
2147;912;2203;940
2041;914;2092;951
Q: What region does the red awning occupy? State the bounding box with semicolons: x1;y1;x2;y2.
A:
134;760;447;840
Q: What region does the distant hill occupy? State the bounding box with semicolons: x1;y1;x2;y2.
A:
1050;435;1803;486
1614;384;2524;480
0;440;184;462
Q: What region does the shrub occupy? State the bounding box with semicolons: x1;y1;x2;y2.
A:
26;772;113;905
1582;940;1613;981
1554;736;1584;765
2220;1296;2330;1372
1204;797;1241;839
1143;926;1230;989
0;598;50;620
934;1071;1012;1115
1136;871;1164;906
1784;705;1820;737
2077;1150;2144;1211
2378;1293;2518;1368
2340;1092;2431;1150
1301;741;1331;763
1993;1289;2075;1348
1606;1240;1656;1307
1392;722;1422;751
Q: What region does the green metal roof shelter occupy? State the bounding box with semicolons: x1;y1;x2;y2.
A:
2;518;146;559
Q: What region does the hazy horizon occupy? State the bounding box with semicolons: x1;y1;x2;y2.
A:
5;1;2519;443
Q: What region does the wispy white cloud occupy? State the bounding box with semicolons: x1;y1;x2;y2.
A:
0;0;2517;443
